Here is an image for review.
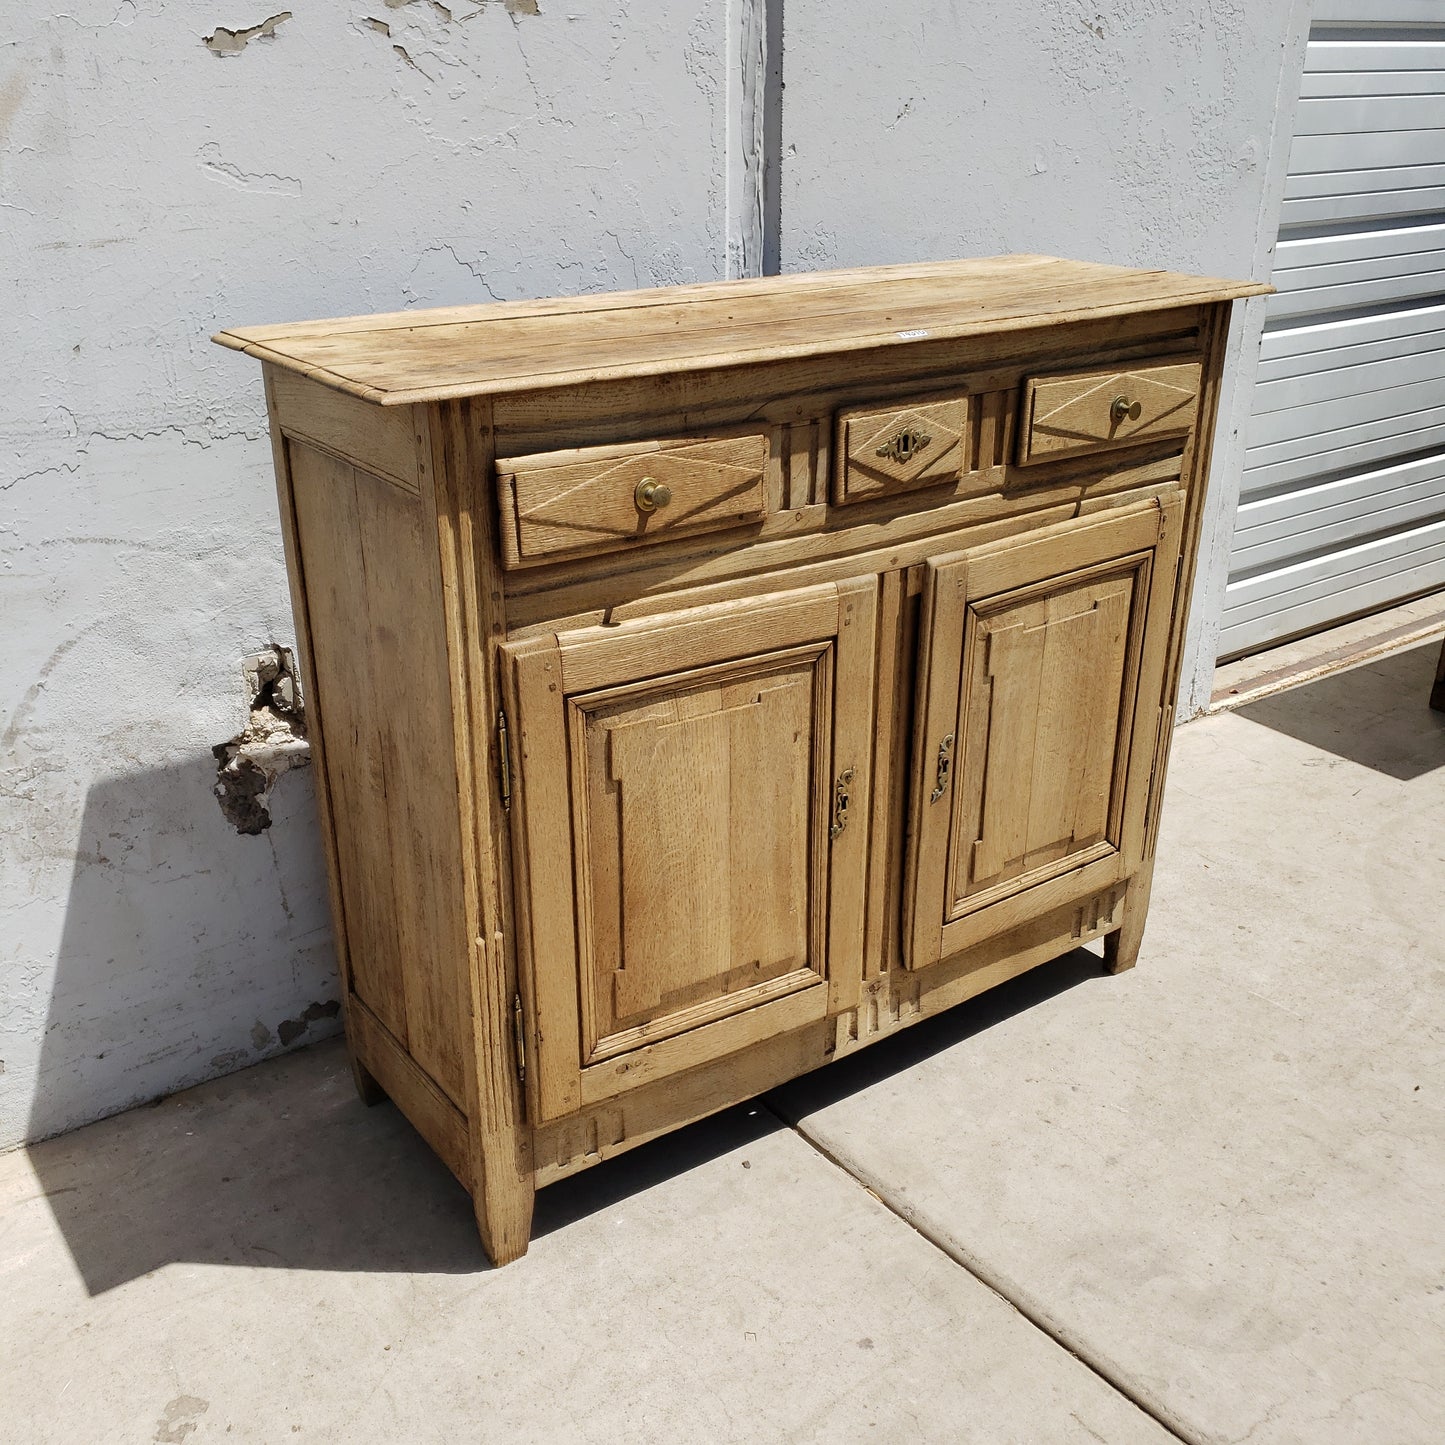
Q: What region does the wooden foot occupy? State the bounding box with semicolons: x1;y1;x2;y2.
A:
1103;909;1146;974
1430;635;1445;712
474;1164;535;1267
351;1054;388;1107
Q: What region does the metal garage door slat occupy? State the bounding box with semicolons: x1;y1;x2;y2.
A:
1252;341;1445;416
1231;454;1445;571
1221;519;1445;654
1256;302;1445;378
1243;404;1445;489
1267;270;1445;321
1291;128;1445;173
1297;94;1445;133
1280;186;1445;229
1241;417;1445;497
1242;378;1445;450
1300;67;1445;98
1284;160;1445;200
1275;220;1445;268
1305;42;1445;75
1281;161;1445;227
1247;375;1445;448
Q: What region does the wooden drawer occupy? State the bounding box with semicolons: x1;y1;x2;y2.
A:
1017;360;1201;466
497;429;769;568
833;389;1013;505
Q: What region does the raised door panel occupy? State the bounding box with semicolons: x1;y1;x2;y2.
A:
955;571;1134;900
506;581;876;1123
575;650;821;1060
907;495;1183;971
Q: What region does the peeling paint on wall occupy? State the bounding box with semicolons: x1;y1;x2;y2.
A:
212;648;309;835
386;0;539;11
202;12;292;57
276;999;341;1047
392;44;435;80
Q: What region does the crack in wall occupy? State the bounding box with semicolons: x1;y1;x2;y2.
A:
198;142;301;196
2;421;266;494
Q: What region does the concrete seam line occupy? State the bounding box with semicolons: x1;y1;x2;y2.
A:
760;1099;1206;1445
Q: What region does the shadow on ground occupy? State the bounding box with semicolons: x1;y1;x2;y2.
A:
1232;639;1445;780
27;948;1104;1294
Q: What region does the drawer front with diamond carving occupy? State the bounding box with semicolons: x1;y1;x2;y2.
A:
497;428;770;569
833;390;1017;506
1018;360;1201;466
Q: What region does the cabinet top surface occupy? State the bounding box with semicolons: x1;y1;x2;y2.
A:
214;254;1267;407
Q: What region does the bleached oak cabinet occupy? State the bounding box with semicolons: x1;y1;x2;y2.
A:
217;257;1266;1265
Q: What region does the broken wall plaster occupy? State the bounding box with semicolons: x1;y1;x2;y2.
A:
203;12;292;56
212;646;309;835
276;999;341;1047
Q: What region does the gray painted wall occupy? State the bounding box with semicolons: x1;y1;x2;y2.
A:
1;0;1306;1150
781;0;1312;714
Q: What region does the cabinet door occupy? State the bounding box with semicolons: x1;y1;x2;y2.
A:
504;580;877;1122
906;495;1184;970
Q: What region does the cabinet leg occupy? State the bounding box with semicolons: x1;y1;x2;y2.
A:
473;1161;535;1267
1102;917;1144;975
350;1051;388;1107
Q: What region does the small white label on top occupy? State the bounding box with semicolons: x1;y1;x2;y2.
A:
896;329;930;340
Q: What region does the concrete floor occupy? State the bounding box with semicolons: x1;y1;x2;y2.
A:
4;639;1443;1445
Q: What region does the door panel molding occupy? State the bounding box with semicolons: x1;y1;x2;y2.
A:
905;495;1183;971
505;577;876;1122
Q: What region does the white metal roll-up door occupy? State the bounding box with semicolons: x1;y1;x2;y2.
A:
1221;1;1445;659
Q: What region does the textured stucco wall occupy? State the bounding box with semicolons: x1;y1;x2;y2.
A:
780;0;1307;714
0;1;735;1149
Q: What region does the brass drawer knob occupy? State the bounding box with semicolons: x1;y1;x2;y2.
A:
1111;394;1143;425
634;477;673;513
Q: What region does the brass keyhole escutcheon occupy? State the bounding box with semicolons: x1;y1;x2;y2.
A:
634;476;673;513
830;767;855;839
930;733;955;804
1110;394;1143;425
876;425;933;465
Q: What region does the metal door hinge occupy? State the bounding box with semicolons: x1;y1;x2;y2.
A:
512;991;526;1088
497;709;512;811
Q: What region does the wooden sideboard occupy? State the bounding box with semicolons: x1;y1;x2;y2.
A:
216;256;1267;1265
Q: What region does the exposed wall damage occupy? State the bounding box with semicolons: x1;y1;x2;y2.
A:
203;12;292;57
277;999;341;1046
212;648;310;835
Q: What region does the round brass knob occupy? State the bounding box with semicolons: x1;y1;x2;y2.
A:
1111;394;1143;425
634;477;673;513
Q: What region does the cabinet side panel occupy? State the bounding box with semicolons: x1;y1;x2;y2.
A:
267;364;420;493
289;440;470;1107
